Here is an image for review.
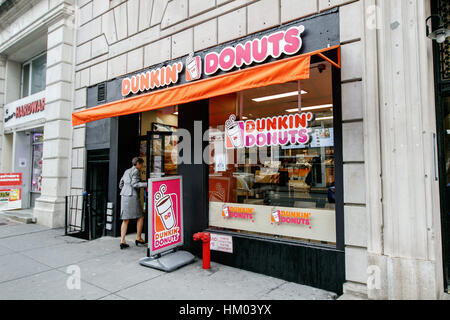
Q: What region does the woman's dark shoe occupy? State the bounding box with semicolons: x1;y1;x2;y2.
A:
120;243;129;250
135;239;146;246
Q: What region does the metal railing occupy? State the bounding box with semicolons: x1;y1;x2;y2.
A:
65;192;108;240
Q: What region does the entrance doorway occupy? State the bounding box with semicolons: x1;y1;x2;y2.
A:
437;93;450;292
139;131;178;243
431;0;450;294
138;108;179;243
86;149;109;240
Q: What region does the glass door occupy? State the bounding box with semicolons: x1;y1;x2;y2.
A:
142;131;177;243
440;94;450;291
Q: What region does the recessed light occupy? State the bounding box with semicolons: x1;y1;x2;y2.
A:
252;90;307;102
286;104;333;113
242;116;248;120
173;112;178;115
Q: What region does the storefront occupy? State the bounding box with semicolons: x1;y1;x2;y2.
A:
2;89;45;209
73;9;345;293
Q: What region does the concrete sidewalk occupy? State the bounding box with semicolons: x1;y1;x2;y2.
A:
0;215;337;300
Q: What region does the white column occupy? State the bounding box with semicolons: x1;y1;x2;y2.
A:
33;11;75;228
0;55;5;170
361;0;444;299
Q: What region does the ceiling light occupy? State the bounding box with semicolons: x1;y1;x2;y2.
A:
286;104;333;113
173;112;178;115
252;90;307;102
315;116;333;121
242;116;248;120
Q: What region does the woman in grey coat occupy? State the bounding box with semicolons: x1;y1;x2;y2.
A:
119;157;148;249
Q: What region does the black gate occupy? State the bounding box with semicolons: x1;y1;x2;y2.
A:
65;194;89;239
65;149;109;240
65;192;108;240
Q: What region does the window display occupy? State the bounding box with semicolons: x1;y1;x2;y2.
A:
31;132;43;193
208;62;337;244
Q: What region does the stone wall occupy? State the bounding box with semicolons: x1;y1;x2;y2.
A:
72;0;368;294
0;55;5;170
0;0;76;227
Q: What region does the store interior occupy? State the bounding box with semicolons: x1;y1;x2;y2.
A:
209;61;335;211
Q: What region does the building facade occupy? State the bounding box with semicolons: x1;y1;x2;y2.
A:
0;0;76;226
0;0;449;299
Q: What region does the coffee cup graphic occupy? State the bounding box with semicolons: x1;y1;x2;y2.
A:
272;210;280;224
154;185;176;230
222;206;229;218
186;53;200;81
225;115;244;148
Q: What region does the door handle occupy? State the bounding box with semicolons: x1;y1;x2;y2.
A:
432;133;438;181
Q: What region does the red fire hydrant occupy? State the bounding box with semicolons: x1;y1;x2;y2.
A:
193;232;211;269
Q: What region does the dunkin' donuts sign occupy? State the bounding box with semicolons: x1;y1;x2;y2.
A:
121;25;306;96
149;176;184;255
225;112;314;149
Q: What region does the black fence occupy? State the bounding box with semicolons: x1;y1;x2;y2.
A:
65;192;107;240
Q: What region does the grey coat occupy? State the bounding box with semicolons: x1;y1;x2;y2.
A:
119;166;147;220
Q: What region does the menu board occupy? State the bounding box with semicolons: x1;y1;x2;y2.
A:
281;127;334;149
310;128;334;148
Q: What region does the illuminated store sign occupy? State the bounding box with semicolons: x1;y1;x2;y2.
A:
224;112;314;149
121;62;183;96
204;25;305;75
121;25;306;97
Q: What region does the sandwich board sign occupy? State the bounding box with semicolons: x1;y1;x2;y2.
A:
139;176;194;271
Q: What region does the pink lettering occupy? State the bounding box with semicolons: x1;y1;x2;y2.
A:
252;37;268;62
268;31;285;58
284;26;302;54
235;41;252;67
205;52;219;75
219;47;236;71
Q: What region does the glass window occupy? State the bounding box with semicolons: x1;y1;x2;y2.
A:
21;53;46;98
21;64;30;98
31;54;47;95
208;62;337;245
31;132;44;193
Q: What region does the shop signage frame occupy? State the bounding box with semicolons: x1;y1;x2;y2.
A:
148;175;184;256
3;91;46;131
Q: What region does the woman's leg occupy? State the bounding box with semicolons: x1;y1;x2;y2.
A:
121;219;129;244
136;217;145;241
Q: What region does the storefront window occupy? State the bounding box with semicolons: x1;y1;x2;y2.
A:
31;132;43;193
208;62;337;244
21;53;47;98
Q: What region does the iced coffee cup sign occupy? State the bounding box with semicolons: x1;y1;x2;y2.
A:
149;176;183;255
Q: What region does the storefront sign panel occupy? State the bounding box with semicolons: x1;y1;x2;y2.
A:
0;173;22;186
209;201;336;243
149;176;184;256
121;25;307;97
3;91;46;130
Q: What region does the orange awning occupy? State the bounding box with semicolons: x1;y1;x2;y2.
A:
72;46;339;126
